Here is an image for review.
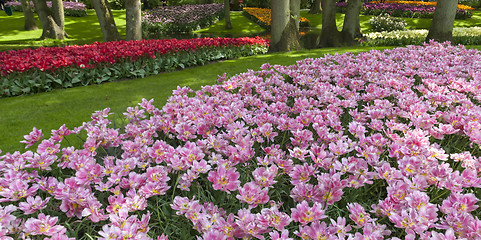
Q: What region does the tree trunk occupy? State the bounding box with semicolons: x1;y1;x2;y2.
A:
341;0;361;46
125;0;142;40
91;0;121;42
51;0;64;30
319;0;341;47
269;0;301;52
309;0;322;14
224;0;232;29
21;0;38;31
426;0;457;43
270;0;289;50
290;0;300;30
33;0;66;39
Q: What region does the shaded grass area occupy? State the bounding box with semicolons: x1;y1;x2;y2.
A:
0;46;392;153
0;9;126;51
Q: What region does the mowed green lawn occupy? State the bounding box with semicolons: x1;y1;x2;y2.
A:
1;8;481;153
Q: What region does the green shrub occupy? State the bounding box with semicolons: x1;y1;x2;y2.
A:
459;0;481;9
108;0;125;9
243;0;270;8
79;0;93;9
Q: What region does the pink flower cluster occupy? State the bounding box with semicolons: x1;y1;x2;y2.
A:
5;1;87;12
1;41;481;239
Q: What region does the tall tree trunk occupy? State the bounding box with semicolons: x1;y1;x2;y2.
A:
51;0;64;30
290;0;300;30
224;0;232;29
21;0;38;31
91;0;121;42
33;0;66;39
426;0;457;43
319;0;341;47
270;0;289;51
125;0;142;40
341;0;361;46
269;0;301;52
309;0;322;14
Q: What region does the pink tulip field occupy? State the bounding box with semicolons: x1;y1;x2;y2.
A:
0;41;480;239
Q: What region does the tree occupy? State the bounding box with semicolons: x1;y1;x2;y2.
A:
51;0;64;32
20;0;38;31
309;0;322;14
319;0;341;47
290;0;300;30
341;0;362;46
224;0;232;30
426;0;457;43
91;0;121;42
319;0;362;47
32;0;67;39
125;0;142;40
269;0;301;52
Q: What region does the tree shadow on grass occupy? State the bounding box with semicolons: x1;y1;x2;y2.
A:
0;12;42;42
0;9;127;48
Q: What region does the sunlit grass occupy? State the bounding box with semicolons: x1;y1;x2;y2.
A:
195;11;266;36
0;9;126;50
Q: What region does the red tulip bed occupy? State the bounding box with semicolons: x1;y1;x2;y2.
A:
0;41;480;239
0;37;269;97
